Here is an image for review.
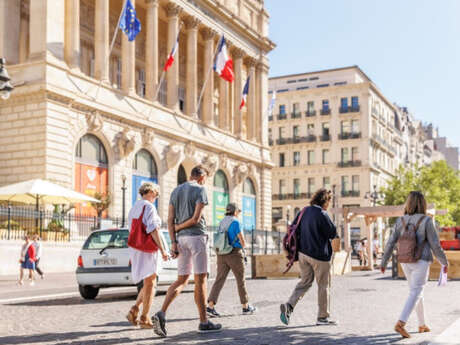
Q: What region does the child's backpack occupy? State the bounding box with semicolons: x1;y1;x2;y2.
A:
282;207;307;273
397;216;426;263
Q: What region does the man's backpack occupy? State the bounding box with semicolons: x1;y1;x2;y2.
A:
282;207;307;273
397;216;426;263
213;216;239;255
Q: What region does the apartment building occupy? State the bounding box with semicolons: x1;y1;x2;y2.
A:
268;66;408;238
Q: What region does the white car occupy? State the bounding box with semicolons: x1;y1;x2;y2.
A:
76;228;178;299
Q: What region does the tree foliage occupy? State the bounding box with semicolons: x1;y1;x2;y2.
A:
381;161;460;226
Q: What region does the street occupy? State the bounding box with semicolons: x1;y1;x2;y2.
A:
1;271;459;345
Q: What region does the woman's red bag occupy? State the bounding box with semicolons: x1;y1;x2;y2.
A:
127;205;158;253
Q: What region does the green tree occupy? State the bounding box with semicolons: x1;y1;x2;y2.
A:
381;161;460;226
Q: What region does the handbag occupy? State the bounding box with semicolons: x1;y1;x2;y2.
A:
127;205;159;253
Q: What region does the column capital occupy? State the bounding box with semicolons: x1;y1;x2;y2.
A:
232;47;245;59
256;61;269;73
145;0;159;6
165;2;182;17
200;27;217;41
245;56;257;68
183;15;200;30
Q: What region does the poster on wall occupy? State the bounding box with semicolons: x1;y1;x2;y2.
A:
132;175;158;208
74;163;108;216
242;196;256;231
213;191;229;226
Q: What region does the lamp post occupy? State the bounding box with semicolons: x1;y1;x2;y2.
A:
0;58;14;100
121;174;127;228
364;184;382;207
286;205;291;228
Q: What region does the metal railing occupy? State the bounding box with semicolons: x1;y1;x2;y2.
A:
291;112;302;119
341;190;360;197
337;160;362;168
305;110;316;117
338;132;362;140
272;193;312;200
277;113;288;120
320;108;331;115
320;134;331;141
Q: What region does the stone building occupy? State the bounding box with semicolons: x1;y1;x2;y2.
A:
268;66;408;239
0;0;275;230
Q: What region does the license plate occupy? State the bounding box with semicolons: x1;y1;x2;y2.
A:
94;258;117;265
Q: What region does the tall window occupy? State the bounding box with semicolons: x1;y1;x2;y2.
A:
307;101;314;112
351;120;359;134
293;178;300;196
293;125;299;138
307;124;315;136
307;150;315;165
341;120;350;134
322;149;329;164
341;148;349;162
137;69;146;97
279;179;286;194
279;153;285;167
340;97;348;109
293;151;300;166
268;128;272;141
352;175;359;192
351;96;359;109
322;99;329;110
308;178;315;194
279;127;284;139
341;176;349;193
279;104;286;115
322;123;330;136
293;102;300;114
352;147;359;161
75;134;108;165
323;177;330;190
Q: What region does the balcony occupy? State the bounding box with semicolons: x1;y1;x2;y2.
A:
320;108;331;116
350;105;360;112
268;115;273;121
305;110;316;117
339;107;349;114
338;132;362;140
273;193;312;201
320;134;331;141
276;138;287;145
337;160;362;168
277;113;287;120
341;190;360;197
291;112;302;119
268;139;273;146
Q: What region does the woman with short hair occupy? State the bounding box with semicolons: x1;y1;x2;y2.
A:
126;182;168;329
381;191;449;338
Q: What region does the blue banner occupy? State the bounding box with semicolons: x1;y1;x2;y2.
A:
242;196;256;231
132;175;158;207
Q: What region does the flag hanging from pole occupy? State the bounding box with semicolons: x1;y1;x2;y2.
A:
267;90;276;116
164;35;179;71
214;36;234;82
119;0;141;41
240;77;250;110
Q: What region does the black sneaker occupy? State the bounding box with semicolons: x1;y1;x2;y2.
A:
206;307;221;318
280;303;293;325
316;317;338;326
152;311;167;338
242;305;256;315
198;320;222;333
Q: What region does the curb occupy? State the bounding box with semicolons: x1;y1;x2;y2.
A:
429;317;460;345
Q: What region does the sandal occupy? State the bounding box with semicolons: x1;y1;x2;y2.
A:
139;315;154;329
395;320;410;338
126;305;139;326
419;325;431;333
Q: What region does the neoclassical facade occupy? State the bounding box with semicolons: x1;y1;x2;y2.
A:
0;0;275;230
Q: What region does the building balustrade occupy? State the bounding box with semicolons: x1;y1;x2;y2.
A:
338;132;362;140
305;110;316;117
320;108;331;115
337;160;362;168
341;190;360;197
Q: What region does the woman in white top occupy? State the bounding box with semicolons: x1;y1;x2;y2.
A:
126;182;168;329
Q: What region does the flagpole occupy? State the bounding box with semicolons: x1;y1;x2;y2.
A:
93;0;127;101
195;35;222;118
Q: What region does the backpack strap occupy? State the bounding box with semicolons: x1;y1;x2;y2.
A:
400;217;407;231
414;216;426;233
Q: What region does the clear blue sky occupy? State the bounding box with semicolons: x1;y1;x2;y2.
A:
265;0;460;148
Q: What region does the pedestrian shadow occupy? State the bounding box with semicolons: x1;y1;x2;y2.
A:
6;293;137;307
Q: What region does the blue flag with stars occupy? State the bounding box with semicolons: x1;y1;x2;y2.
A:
119;0;141;41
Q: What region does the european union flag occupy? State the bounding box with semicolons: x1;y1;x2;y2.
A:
119;0;141;42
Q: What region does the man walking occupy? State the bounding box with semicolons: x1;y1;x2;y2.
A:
153;165;222;337
32;234;44;279
280;188;338;326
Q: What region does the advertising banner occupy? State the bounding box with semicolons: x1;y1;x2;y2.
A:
242;196;256;231
74;163;108;216
213;191;229;226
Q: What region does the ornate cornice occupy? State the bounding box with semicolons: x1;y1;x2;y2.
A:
183;15;200;30
200;27;217;41
165;3;182;17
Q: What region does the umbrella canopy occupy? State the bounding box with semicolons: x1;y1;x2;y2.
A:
0;179;100;205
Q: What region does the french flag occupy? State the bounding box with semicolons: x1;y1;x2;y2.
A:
240;77;250;110
164;36;179;71
214;36;234;82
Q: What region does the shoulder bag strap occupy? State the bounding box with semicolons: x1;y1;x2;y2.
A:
294;207;308;228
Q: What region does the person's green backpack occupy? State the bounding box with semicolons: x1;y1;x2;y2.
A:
213;216;238;255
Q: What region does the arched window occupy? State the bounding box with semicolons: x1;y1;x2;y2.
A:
242;178;256;231
213;170;229;226
132;149;158;206
74;134;109;216
177;164;187;185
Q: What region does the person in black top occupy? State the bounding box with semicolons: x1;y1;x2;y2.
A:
280;189;338;326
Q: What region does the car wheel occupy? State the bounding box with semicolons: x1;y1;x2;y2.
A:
78;285;99;300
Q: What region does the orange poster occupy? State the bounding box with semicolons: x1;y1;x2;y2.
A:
75;163;108;216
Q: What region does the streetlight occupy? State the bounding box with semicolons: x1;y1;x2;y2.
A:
0;58;14;100
364;184;383;207
286;205;291;227
121;174;127;228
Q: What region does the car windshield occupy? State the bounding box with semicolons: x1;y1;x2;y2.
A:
83;230;129;250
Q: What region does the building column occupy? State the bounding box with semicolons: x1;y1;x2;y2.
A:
19;2;29;63
94;0;109;81
200;27;216;125
219;77;229;130
246;57;257;141
122;0;136;94
184;15;200;116
166;3;181;110
145;0;159;101
0;1;20;64
29;0;65;61
257;61;269;146
232;48;245;136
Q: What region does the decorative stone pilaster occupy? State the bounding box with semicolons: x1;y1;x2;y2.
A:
200;27;216;125
165;3;182;110
245;57;257;141
94;0;109;82
184;15;200;116
232;47;245;137
122;0;136;94
64;0;80;69
145;0;159;101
